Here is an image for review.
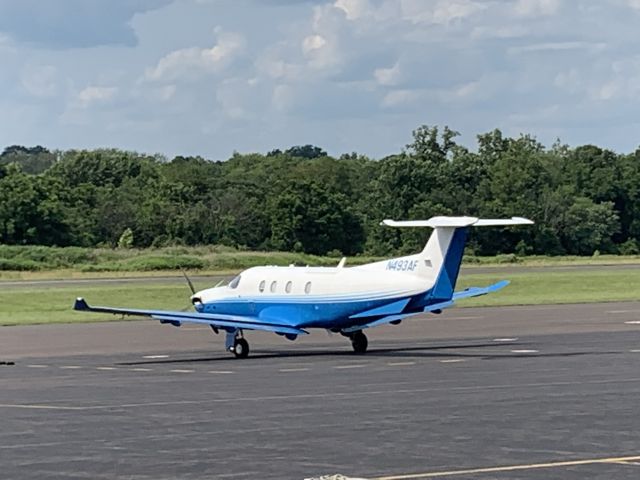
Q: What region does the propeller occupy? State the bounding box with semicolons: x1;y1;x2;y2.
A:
182;269;196;296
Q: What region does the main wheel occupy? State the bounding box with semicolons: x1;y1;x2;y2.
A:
233;338;250;358
351;331;368;354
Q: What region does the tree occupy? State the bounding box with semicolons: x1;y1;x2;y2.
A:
284;145;327;159
269;181;364;255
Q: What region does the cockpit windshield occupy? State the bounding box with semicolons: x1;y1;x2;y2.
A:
228;275;241;289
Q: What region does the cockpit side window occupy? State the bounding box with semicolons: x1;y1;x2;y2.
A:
229;275;241;289
259;280;266;292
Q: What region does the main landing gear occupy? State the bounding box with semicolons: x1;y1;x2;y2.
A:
225;329;250;358
350;330;368;354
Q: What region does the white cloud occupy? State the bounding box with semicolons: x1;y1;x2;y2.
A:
145;29;245;81
374;62;401;86
513;0;561;17
400;0;486;24
21;65;58;97
334;0;371;20
302;34;327;55
4;0;640;160
382;89;420;108
627;0;640;10
157;84;176;101
508;41;606;54
76;86;118;108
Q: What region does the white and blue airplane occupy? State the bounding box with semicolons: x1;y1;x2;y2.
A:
74;216;532;358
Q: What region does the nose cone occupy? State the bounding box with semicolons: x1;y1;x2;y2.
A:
191;286;226;308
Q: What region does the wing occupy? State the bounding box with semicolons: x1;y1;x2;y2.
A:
342;280;509;333
73;298;307;336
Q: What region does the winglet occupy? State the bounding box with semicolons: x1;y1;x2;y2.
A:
74;297;89;311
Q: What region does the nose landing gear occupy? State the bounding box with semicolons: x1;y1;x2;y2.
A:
233;337;249;358
225;329;250;358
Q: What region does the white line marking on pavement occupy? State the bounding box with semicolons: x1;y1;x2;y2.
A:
143;355;169;359
169;369;194;373
279;368;310;372
208;370;233;374
374;454;640;480
629;350;640;353
493;338;518;342
26;364;48;368
387;362;416;366
59;366;82;369
130;368;153;372
334;364;368;369
96;367;116;371
624;321;640;325
0;404;85;411
511;349;539;353
439;359;465;363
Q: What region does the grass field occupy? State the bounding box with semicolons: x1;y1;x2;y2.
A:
3;244;640;280
2;267;640;326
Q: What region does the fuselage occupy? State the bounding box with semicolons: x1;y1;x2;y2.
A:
192;260;433;330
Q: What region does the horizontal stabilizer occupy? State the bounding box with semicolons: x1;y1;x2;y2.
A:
73;298;308;336
453;280;509;300
382;217;533;228
341;281;509;333
382;217;478;228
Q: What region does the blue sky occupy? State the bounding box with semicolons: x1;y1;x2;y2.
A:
1;0;639;160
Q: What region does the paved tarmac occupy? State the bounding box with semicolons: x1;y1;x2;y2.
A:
1;302;640;479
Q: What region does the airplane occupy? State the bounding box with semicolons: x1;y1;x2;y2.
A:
74;216;533;358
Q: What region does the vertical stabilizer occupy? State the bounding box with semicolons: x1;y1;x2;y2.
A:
424;227;469;301
381;216;532;303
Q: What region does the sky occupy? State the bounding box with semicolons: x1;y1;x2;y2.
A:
1;0;640;160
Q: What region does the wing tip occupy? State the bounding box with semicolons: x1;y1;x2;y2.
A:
73;297;89;311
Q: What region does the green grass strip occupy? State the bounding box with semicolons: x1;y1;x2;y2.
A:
1;268;640;326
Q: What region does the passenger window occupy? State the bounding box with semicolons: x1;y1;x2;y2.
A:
305;281;311;294
228;275;241;289
270;281;277;293
259;280;265;293
285;281;292;293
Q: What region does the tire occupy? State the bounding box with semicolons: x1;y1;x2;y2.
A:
233;338;250;358
351;331;368;354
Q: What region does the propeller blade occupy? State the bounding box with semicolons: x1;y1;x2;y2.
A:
182;269;196;295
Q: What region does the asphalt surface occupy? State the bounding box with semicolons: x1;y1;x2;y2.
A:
2;302;640;479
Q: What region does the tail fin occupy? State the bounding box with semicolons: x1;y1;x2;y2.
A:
382;216;533;302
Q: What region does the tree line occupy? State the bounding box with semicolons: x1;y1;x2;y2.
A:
1;126;638;257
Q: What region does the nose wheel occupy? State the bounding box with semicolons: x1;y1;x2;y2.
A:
233;337;250;358
351;331;368;354
225;330;250;358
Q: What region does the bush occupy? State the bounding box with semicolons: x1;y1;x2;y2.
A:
619;239;640;255
0;258;43;271
495;253;520;264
